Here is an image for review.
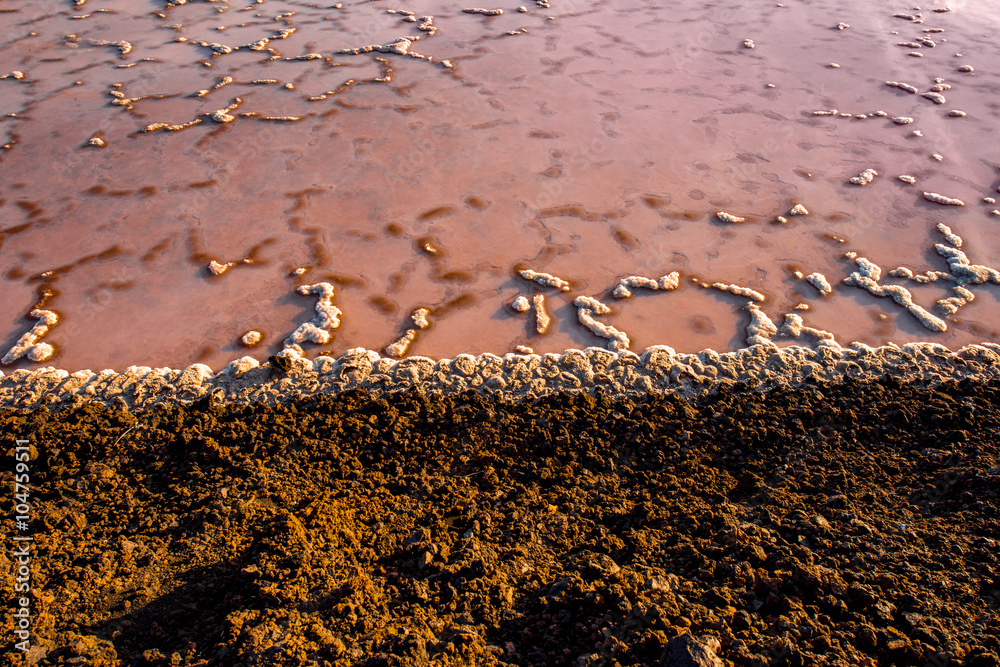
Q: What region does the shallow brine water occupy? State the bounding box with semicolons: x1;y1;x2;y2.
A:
1;0;999;372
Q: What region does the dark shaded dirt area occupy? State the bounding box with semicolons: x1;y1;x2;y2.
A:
2;377;999;667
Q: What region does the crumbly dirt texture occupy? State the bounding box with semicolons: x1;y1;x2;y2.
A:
2;378;999;667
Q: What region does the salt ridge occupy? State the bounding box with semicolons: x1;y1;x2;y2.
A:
3;343;999;411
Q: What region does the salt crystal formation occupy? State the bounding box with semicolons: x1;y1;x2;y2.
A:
339;37;417;57
573;296;629;351
743;39;755;49
614;276;658;298
745;303;777;347
385;329;416;358
241;330;262;347
511;296;531;312
835;22;850;30
210;98;241;123
957;64;974;73
284;283;342;347
89;38;133;56
948;110;966;117
710;283;766;302
932;153;943;161
935;223;962;248
888;267;950;284
385;308;432;358
411;308;431;329
2;310;58;364
612;272;680;298
806;272;833;295
574;296;611;314
923;192;965;206
194;41;234;56
659;272;681;291
520;269;571;291
8;342;1000;411
533;294;550;334
843;257;948;332
937;286;976;315
886;81;919;94
921;91;947;104
788;204;809;216
899;175;917;184
934;245;1000;286
893;117;915;125
778;314;838;345
849;168;878;186
715;211;746;223
463;8;504;16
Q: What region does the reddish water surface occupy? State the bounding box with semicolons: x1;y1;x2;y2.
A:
2;0;999;371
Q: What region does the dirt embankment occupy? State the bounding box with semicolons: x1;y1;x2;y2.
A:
1;377;999;667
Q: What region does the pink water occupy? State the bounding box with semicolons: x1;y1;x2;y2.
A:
2;0;999;372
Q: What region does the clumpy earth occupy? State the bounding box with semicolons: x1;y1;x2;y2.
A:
1;377;999;667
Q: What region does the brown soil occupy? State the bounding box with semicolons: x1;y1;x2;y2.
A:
2;378;999;667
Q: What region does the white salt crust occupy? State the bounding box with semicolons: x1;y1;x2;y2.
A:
241;330;263;347
745;303;778;347
411;308;431;329
716;211;746;223
849;168;878;186
520;269;571;291
385;329;416;358
511;296;531;312
2;310;58;365
284;283;342;347
843;257;948;332
4;343;1000;412
806;273;833;296
573;296;629;351
710;283;766;302
612;272;680;298
779;314;837;344
924;192;965;206
533;294;550;334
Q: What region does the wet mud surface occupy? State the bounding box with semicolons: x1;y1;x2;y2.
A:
2;1;1000;371
2;377;999;666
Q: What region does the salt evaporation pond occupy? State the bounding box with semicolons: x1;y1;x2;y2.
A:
1;0;999;372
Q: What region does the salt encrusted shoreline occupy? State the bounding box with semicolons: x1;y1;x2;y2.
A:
2;342;999;411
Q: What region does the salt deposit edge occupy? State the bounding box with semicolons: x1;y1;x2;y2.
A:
2;342;999;411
